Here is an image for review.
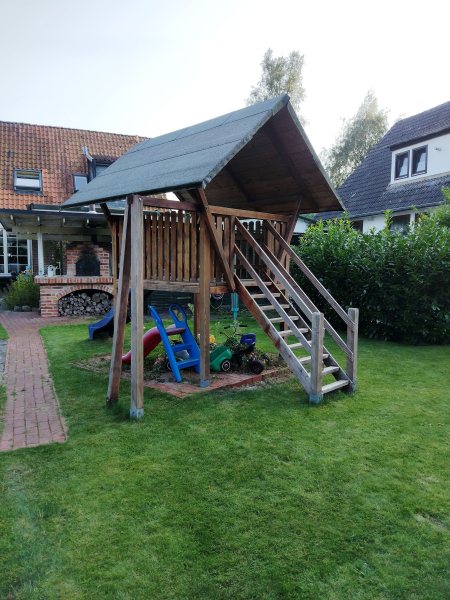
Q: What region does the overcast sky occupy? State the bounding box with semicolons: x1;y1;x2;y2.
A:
0;0;448;153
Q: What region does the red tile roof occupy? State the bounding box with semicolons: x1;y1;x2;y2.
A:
0;121;146;210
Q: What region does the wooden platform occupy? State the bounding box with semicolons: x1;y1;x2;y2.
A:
139;367;287;399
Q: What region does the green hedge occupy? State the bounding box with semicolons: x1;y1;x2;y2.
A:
5;272;40;310
291;214;450;344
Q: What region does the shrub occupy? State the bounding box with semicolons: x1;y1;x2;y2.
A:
292;214;450;344
432;186;450;228
5;271;40;309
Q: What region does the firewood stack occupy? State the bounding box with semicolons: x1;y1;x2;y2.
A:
58;291;113;316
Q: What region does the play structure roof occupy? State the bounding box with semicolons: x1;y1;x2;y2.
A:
62;95;343;215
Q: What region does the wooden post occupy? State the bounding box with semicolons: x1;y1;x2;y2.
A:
199;214;211;387
194;294;200;338
110;221;118;311
309;312;324;404
37;229;44;275
107;203;132;406
130;196;144;418
346;308;359;391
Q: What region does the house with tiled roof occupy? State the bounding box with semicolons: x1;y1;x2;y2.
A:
0;121;146;278
317;100;450;232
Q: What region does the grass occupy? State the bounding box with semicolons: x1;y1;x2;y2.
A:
0;322;9;339
0;313;449;599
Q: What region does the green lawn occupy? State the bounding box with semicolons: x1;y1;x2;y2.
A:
0;314;450;599
0;321;9;339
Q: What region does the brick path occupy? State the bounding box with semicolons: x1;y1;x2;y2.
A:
0;312;84;451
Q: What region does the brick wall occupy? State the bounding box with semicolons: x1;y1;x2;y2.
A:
35;277;113;318
66;242;110;277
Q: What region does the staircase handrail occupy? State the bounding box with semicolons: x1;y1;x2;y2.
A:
263;220;354;330
235;219;352;360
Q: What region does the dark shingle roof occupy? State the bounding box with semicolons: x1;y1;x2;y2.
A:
61;96;343;215
318;100;450;220
62;96;290;207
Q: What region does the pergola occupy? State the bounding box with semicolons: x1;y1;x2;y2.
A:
63;94;358;415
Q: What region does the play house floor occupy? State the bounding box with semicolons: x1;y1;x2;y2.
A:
140;368;287;399
76;358;288;399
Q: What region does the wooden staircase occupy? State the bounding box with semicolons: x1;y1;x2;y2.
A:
234;219;359;403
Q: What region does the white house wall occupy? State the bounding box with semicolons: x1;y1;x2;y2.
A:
361;211;413;233
390;132;450;183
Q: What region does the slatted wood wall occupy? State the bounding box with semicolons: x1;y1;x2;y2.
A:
113;211;289;286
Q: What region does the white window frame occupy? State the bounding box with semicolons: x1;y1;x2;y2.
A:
13;169;43;193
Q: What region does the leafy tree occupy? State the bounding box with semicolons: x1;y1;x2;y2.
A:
432;186;450;227
322;90;389;188
246;48;307;126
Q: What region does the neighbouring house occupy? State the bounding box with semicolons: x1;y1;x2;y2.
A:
0;120;149;315
317;100;450;232
0;120;147;276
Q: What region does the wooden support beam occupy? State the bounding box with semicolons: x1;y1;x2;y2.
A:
225;165;255;203
190;189;236;292
276;197;303;263
111;220;118;310
346;308;359;391
199;214;211;387
141;196;199;212
130;195;144;418
100;202;117;228
309;312;325;404
209;205;289;222
265;121;319;211
107;201;132;406
194;294;200;338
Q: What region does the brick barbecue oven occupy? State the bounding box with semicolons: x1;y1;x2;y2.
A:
35;242;113;317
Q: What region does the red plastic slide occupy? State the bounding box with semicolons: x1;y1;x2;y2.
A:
122;324;186;364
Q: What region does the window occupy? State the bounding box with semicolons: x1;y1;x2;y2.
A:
351;220;363;232
73;174;88;192
7;235;28;273
93;161;113;177
390;214;411;233
412;146;427;176
14;169;42;192
395;152;409;179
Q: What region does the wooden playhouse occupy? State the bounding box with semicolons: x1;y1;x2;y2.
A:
62;95;359;416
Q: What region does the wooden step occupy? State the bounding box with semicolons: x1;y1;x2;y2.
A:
322;380;349;394
298;354;328;365
279;328;308;337
270;316;301;323
287;342;305;350
242;279;283;289
260;304;290;311
251;293;281;299
322;366;339;376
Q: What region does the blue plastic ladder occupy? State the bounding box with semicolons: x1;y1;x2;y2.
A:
148;304;200;382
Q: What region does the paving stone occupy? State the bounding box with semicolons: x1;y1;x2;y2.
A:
0;313;84;451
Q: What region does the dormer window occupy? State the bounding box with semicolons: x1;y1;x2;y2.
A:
395;152;409;179
93;161;113;177
14;169;42;193
73;174;88;192
412;146;427;176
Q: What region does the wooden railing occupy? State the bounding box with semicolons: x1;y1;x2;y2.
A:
115;209;238;285
235;219;289;279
